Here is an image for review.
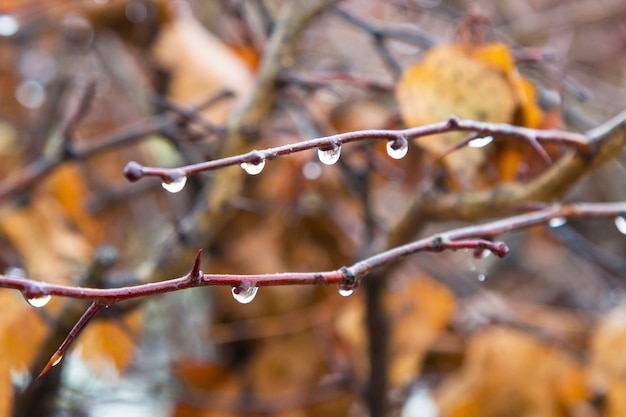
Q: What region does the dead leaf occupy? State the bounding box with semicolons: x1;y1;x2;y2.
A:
396;41;543;187
42;164;101;243
587;304;626;417
0;293;46;417
150;14;254;124
436;327;588;417
335;276;455;387
78;309;141;371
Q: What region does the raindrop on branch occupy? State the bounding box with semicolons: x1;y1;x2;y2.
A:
318;144;341;165
548;217;567;228
232;285;258;304
51;353;63;367
161;173;187;193
240;158;266;175
338;285;355;297
386;137;409;159
26;294;51;308
615;216;626;235
468;136;493;148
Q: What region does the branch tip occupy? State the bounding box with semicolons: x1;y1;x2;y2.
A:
492;241;510;257
123;161;144;182
37;301;104;379
37;351;63;380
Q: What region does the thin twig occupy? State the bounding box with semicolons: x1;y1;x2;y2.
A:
390;109;626;247
124;116;590;183
37;301;105;379
0;201;621;378
0;92;233;202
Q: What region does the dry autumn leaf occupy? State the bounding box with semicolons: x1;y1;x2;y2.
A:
0;167;139;412
588;305;626;417
396;41;543;187
436;327;588;417
150;14;254;124
335;277;455;387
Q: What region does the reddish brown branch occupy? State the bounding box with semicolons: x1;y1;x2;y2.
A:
0;90;233;202
124;116;590;183
0;202;623;378
2;202;623;304
37;301;105;379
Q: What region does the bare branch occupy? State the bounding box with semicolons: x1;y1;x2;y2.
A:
124;116;590;183
37;301;105;379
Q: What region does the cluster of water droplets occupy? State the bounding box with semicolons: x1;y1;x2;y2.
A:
161;171;187;193
316;137;410;167
232;285;259;304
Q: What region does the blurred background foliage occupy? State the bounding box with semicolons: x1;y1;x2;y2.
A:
0;0;626;416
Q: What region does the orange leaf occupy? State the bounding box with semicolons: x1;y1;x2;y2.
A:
78;310;142;371
436;327;587;417
588;305;626;417
396;41;543;186
150;15;254;124
335;277;455;387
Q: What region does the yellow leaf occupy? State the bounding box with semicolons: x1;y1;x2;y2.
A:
78;310;141;371
150;15;254;124
0;194;92;281
335;277;455;388
436;327;587;417
42;164;101;243
396;41;543;187
588;305;626;417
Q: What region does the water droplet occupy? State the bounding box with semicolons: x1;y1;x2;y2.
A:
338;285;354;297
468;136;493;148
27;294;51;308
318;144;341;165
232;285;258;304
240;159;266;175
386;137;409;159
51;354;63;367
549;217;567;228
161;173;187;193
615;216;626;235
477;273;486;282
